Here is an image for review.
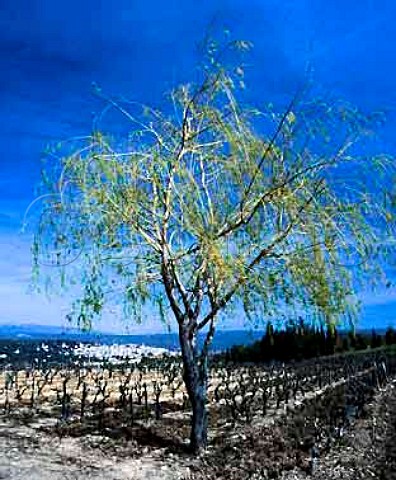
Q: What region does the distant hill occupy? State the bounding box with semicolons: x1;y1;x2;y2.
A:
0;323;266;351
0;324;96;340
0;322;393;352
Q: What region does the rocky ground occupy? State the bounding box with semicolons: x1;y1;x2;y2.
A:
189;378;396;479
0;418;191;480
293;378;396;480
0;379;395;479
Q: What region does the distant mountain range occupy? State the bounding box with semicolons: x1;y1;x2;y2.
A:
0;323;266;351
0;320;393;351
0;324;93;339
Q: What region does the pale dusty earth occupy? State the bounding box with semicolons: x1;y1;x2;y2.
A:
0;379;395;479
0;418;191;480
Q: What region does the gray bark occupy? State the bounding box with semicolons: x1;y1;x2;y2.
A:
179;324;209;453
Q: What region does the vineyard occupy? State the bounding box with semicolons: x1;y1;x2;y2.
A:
1;343;396;479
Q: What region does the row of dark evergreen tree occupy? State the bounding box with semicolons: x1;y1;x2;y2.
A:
223;319;396;363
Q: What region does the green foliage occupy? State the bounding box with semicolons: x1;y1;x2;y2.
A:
224;321;396;363
31;37;396;333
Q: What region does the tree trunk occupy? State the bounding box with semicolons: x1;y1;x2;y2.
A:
190;371;208;452
179;325;209;453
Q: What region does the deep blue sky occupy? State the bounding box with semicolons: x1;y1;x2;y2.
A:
1;0;396;333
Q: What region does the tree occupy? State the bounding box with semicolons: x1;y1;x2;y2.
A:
385;326;396;345
29;38;396;452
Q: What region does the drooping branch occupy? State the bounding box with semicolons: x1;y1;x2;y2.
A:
197;179;327;331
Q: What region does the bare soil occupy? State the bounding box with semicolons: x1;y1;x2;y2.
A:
0;379;395;479
186;378;396;479
278;379;396;480
0;417;191;480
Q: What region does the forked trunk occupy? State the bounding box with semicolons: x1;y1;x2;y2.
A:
179;325;209;453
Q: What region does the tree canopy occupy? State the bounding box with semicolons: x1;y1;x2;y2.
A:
28;38;396;451
31;40;395;333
